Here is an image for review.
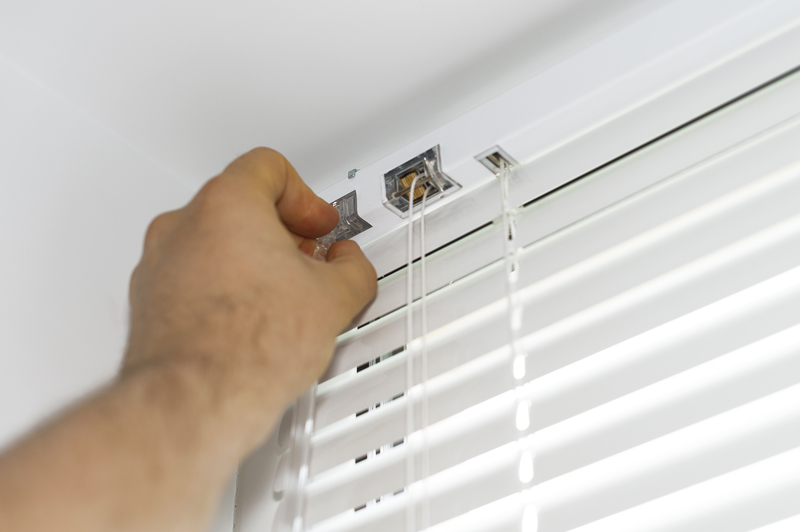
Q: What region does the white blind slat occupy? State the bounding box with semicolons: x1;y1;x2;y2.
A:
565;445;800;532
310;442;522;532
306;323;800;521
311;383;800;532
750;514;800;532
311;278;800;479
533;384;800;531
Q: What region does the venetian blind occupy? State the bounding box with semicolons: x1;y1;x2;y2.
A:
272;65;800;532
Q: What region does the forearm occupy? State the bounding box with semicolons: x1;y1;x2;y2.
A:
0;358;282;532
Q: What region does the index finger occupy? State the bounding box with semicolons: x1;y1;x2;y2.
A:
223;147;339;238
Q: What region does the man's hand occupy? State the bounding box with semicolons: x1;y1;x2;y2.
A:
125;147;376;447
0;148;377;532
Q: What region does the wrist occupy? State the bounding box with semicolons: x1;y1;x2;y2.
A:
119;354;286;461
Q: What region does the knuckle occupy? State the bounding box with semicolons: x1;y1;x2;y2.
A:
248;146;286;167
220;147;294;200
247;147;291;181
231;147;287;176
144;212;174;245
193;176;238;213
197;175;232;201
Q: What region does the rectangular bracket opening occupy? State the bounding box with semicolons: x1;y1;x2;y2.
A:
381;145;460;218
475;146;519;175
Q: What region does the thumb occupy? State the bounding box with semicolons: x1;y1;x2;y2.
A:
323;240;378;326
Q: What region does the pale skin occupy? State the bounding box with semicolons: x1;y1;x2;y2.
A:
0;148;378;532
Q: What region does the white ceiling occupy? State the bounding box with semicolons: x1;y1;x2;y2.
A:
0;0;669;192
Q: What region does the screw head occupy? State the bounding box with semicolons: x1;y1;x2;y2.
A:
347;168;358;179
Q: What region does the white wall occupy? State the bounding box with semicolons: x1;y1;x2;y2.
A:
0;54;244;531
0;0;671;193
0;56;193;449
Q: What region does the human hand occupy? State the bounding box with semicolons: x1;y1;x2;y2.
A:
123;147;377;450
0;149;375;532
